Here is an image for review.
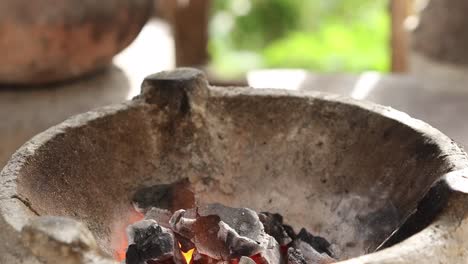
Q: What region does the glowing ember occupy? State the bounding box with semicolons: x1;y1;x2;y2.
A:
179;242;195;264
120;182;337;264
113;209;144;261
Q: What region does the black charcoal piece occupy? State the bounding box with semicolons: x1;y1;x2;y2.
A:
132;178;195;213
282;225;296;240
126;244;140;264
258;212;292;246
296;229;333;257
287;248;307;264
126;220;175;263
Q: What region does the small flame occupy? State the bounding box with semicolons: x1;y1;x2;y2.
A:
178;242;195;264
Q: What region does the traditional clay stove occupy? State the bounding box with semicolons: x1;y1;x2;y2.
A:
1;69;468;264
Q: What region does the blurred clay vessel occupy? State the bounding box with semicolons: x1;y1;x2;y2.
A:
0;0;152;85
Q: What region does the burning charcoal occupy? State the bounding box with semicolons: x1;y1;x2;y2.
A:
292;237;335;264
282;225;296;240
238;256;256;264
169;225;196;264
169;204;281;264
174;203;265;240
176;233;196;252
172;213;230;258
287;248;307;264
192;250;218;264
295;229;333;258
132;178;195;213
218;220;267;257
145;207;173;228
146;260;175;264
126;220;175;264
258;212;292;246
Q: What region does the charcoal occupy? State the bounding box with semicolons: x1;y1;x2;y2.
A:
238;256;256;264
292;240;335;264
169;204;281;263
125;244;141;264
295;229;333;257
147;260;176;264
192;250;218;264
282;225;296;240
169;204;265;243
132;178;195;213
175;233;196;252
287;248;307;264
198;203;264;240
171;212;229;258
126;220;175;264
258;212;292;246
218;220;267;257
145;207;173;228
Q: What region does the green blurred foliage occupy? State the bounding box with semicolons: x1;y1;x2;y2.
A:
209;0;390;77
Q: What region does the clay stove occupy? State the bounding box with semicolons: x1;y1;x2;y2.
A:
1;69;468;264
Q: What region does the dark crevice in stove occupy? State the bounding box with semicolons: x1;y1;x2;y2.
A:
377;180;452;250
10;195;40;216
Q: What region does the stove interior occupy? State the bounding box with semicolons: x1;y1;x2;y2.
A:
13;87;450;262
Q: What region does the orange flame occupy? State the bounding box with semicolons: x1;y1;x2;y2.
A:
113;209;144;261
178;242;195;264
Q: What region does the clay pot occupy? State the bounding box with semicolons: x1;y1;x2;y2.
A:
0;0;152;84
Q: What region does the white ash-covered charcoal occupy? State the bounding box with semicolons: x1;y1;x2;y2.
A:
238;256;257;264
291;241;335;264
169;204;281;264
258;212;292;246
126;220;175;264
287;248;307;264
144;207;174;228
288;228;336;264
171;213;229;258
295;229;334;258
132;178;195;214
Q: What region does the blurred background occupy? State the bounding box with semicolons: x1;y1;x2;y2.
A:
209;0;390;77
1;0;468;168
